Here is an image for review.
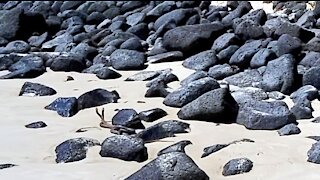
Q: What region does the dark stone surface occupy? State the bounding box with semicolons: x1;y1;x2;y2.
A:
211;33;240;52
236;99;296;130
100;135;148;162
180;71;208;87
222;158;253;176
147;51;184;64
250;48;276;68
77;88;120;111
182;50;218;71
0;164;17;170
201;144;229;158
164;77;220;108
19;82;56;97
112;109;144;129
178;88;239;123
82;64;121;80
138;108;167;122
208;64;240;80
136;120;190;142
261;54;297;94
126;152;209;180
157;140;192;156
303;67;320;89
307;141;320;164
55;137;100;163
277;123;301;136
45;97;78;117
110;49;146;70
224;69;262;88
25;121;47;129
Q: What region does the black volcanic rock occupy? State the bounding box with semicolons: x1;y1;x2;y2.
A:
19;82;56;97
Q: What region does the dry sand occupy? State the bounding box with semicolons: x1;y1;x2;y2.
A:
1;1;320;180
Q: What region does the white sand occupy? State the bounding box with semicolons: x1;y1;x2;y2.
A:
1;60;320;180
1;1;320;180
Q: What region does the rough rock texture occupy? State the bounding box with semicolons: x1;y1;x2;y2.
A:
178;88;239;123
55;137;100;163
222;158;253;176
126;152;209;180
100;135;148;162
45;97;78;117
277;123;301;136
19;82;56;96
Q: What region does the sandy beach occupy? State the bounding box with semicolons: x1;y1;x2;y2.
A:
0;60;320;180
1;1;320;180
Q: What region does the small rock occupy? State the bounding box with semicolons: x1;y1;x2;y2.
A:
25;121;47;129
307;141;320;164
82;64;121;80
0;164;17;170
145;81;169;98
0;40;30;54
138;108;167;122
100;135;147;162
276;34;301;56
312;117;320;123
125;71;160;81
267;91;286;100
45;97;78;117
277;123;301;136
180;71;208;86
55;137;100;163
208;64;240;80
112;109;144;129
211;33;240;52
222;158;253;176
224;69;262;88
201;144;229;158
19;82;56;96
303;67;320;89
250;48;277;68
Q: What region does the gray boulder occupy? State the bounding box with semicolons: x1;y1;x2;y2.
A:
224;69;262;88
208;64;240;80
303;66;320;89
164;77;220;108
222;158;253;176
182;50;218;71
45;97;78;117
180;71;208;87
211;33;240;52
55;137;100;163
126;152;209;180
307;141;320;164
236;99;296;130
261;54;297;94
178;88;239;123
100;135;147;162
19;82;56;97
82;64;121;80
250;48;276;68
277;123;301;136
110;49;146;70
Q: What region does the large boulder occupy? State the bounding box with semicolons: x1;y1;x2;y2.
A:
303;67;320;89
110;49;146;70
100;135;148;162
236;99;296;130
50;54;86;72
0;55;46;79
224;69;262;88
163;77;220;108
162;22;225;56
178;88;239;123
261;54;297;94
77;88;120;111
126;152;209;180
182;50;218;71
55;137;100;163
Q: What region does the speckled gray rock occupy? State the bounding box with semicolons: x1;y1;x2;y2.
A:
250;48;277;68
222;158;253;176
180;71;208;87
55;137;100;163
208;64;240;80
110;49;146;70
82;64;121;80
145;81;169;98
224;69;262;88
19;82;56;97
211;33;240;52
178;88;239;123
307;141;320;164
261;54;297;95
100;135;148;162
182;50;218;71
290;85;319;103
126;152;209;180
236;99;296;130
136;120;190;142
147;51;184;64
303;67;320;89
277;123;301;136
125;71;160;81
164;77;220;108
0;40;30;54
45;97;78;117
